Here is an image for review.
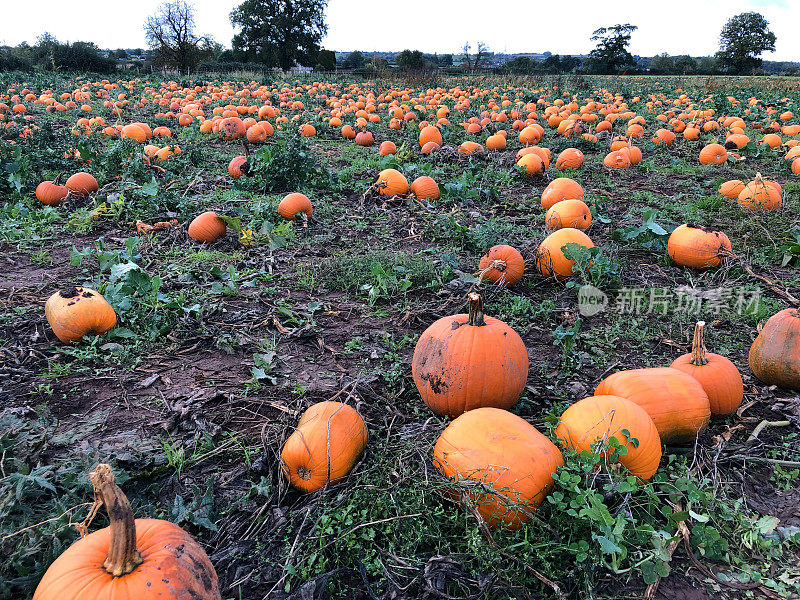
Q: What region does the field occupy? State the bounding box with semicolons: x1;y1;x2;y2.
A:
1;72;800;600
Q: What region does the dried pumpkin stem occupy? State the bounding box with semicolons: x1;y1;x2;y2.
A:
690;321;709;366
89;464;143;577
467;292;486;327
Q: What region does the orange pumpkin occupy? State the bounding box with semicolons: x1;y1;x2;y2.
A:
432;407;563;528
65;172;99;196
378;140;396;156
278;192;312;221
699;143;727;165
412;293;528;418
536;228;594;279
667;224;731;269
419;125;443;147
33;464;219;600
376;168;409;196
556;395;661;479
603;149;631;168
748;308;800;390
36;179;69;206
737;174;782;210
478;245;524;287
228;156;249;179
718;180;745;199
545;199;592;231
218;117;245;140
45;287;117;344
409;176;439;201
594;367;711;443
671;321;743;415
555;148;584;169
281;401;368;493
541;177;584;209
188;211;226;243
355;131;374;146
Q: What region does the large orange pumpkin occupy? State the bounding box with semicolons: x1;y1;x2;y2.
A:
33;464;220;600
540;177;584;209
594;368;711;443
281;401;368;492
432;407;563;528
45;287;117;343
478;245;524;287
410;176;440;201
65;172;99;196
36;179;69;206
376;168;409;196
412;293;528;418
699;143;727;165
667;224;731;269
278;192;312;221
536;228;594;279
737;174;782;210
748;308;800;390
545;199;592;231
556;395;661;479
671;321;743;415
188;211;226;243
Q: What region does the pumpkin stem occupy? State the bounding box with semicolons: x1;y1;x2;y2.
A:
690;321;709;366
467;293;486;327
89;464;143;577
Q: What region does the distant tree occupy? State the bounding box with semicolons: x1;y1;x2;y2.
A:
365;55;389;75
504;56;535;74
472;42;489;71
315;49;335;71
540;54;562;73
585;24;638;74
25;33;115;72
560;55;581;72
396;49;425;71
674;55;697;74
716;12;776;74
144;0;215;70
461;42;472;71
649;53;675;74
696;56;720;75
114;49;129;60
343;50;364;69
230;0;328;70
439;53;453;67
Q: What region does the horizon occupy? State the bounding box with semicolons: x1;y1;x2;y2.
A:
1;0;799;63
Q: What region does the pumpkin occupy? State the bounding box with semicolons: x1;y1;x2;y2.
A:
120;124;146;143
36;178;69;206
555;148;584;169
228;156;250;179
419;125;443;147
378;140;396;156
459;140;484;155
376;169;409;196
516;153;543;176
718;180;745;199
341;124;356;139
188;211;226;243
299;123;316;136
421;141;441;154
556;395;661;479
281;401;368;493
278;192;312;221
218;116;245;140
412;293;528;418
748;308;800;390
409;176;439;201
478;245;524;287
545;199;592;231
486;134;506;151
516;146;550;168
246;124;267;143
536;228;594;279
541;177;584;209
603;149;631;168
671;321;743;415
355;131;374;146
737;174;782;210
699;143;727;165
667;224;731;269
45;287;117;344
33;464;220;600
594;367;710;443
432;407;563;529
65;172;98;196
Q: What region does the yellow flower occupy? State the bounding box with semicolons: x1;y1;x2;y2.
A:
240;228;254;246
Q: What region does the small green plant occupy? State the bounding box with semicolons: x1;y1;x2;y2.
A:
613;207;675;251
562;243;622;291
553;317;584;374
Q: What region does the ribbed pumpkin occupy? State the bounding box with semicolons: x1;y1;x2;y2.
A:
478;245;524;287
341;125;356;139
459;141;483;155
738;174;782;210
536;228;594;279
33;464;220;600
419;125;443;148
45;287;117;343
281;401;368;493
671;321;743;415
555;148;584;169
65;172;99;196
218;116;245;140
748;308;800;390
412;293;528;418
410;176;440;201
376;169;409;196
486;134;506;151
555;395;661;480
378;140;396;156
667;224;731;269
278;193;312;221
699;143;727;165
545;199;592;231
36;179;69;206
594;368;711;443
355;131;374;146
188;211;226;243
718;180;745;199
517;153;543;175
541;177;584;209
603;149;631;168
432;407;563;529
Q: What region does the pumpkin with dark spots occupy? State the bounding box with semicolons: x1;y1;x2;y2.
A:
412;293;528;418
45;287;117;343
749;309;800;390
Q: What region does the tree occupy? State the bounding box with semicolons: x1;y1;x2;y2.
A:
439;53;453;67
461;42;472;72
560;56;581;72
674;55;697;74
343;50;364;69
649;53;675;74
472;42;489;71
504;56;535;74
716;12;776;74
230;0;327;70
144;0;215;71
396;49;425;71
585;24;638;74
365;56;389;75
315;49;335;71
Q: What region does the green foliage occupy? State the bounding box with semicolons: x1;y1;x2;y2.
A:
250;137;331;192
613;207;675;251
586;24;638;74
716;12;777;74
562;243;622;291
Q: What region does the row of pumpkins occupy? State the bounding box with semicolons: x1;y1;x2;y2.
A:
34;294;800;600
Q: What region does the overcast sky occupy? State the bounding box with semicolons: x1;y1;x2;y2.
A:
1;0;797;61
